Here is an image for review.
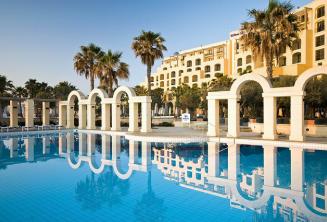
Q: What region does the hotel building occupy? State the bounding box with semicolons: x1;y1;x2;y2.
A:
140;0;327;112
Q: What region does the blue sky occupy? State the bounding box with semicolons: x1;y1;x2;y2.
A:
0;0;311;92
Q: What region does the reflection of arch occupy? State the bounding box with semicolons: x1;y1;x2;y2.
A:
294;66;327;91
113;86;136;103
112;162;134;180
230;73;272;95
67;152;83;170
88;88;108;104
67;90;86;105
88;156;106;174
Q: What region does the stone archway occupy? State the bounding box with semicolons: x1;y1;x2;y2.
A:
66;90;86;128
87;88;109;130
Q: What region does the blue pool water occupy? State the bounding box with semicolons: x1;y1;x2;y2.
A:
0;131;326;222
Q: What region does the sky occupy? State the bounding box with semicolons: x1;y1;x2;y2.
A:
0;0;311;93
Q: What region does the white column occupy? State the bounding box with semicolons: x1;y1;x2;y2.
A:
66;132;74;153
58;133;67;155
263;145;277;187
141;141;151;166
67;103;75;128
42;136;50;154
128;101;139;132
101;103;111;131
25;137;35;162
228;97;240;138
290;147;304;192
59;104;67;127
9;100;18;127
79;133;87;156
111;102;121;131
78;104;87;129
9;138;18;158
207;142;219;177
129;140;138;164
42;102;50;126
141;102;152;133
87;133;95;156
102;134;111;159
263;96;277;140
207;99;220;137
290;95;305;141
228;143;240;181
87;103;96;130
24;99;34;127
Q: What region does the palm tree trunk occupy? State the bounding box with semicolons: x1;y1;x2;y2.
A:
108;79;114;97
265;53;273;81
147;63;152;96
90;74;95;91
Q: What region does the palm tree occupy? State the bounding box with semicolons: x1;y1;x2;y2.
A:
240;0;299;80
96;50;129;97
132;31;167;96
12;87;28;117
74;43;102;91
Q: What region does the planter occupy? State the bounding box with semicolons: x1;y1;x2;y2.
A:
249;118;256;123
306;119;315;126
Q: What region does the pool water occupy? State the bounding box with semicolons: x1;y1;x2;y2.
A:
0;132;326;222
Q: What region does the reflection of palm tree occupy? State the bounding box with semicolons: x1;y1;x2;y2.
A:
134;171;166;222
75;169;130;211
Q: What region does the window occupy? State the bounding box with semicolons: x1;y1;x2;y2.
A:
246;55;252;64
163;67;167;70
167;80;169;86
301;15;305;22
171;79;176;85
246;65;252;73
187;68;192;72
150;76;154;82
166;73;169;78
236;42;240;50
316;197;326;210
195;67;201;71
316;35;325;47
195;59;201;66
160;81;164;87
205;65;211;72
179;70;183;76
317;20;325;32
171;71;176;78
192;75;198;82
317;6;325;18
237;58;242;66
205;74;210;78
184;76;189;83
292;39;301;50
237;68;242;74
316;183;325;196
279;56;287;66
156;76;158;81
160;74;164;80
316;49;325;61
187;60;192;67
214;64;221;71
292;52;301;64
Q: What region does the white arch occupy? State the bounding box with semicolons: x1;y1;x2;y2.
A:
88;88;108;104
294;66;327;91
66;152;83;170
67;90;86;105
230;73;272;95
88;157;106;174
112;162;134;180
113;86;136;103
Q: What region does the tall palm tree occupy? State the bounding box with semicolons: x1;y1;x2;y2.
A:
132;31;167;96
240;0;299;80
96;50;129;97
74;43;102;91
12;87;28;117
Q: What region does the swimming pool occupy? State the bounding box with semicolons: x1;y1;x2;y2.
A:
0;131;326;222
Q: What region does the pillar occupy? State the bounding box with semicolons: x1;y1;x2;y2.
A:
207;142;219;177
25;137;35;162
42;136;50;155
129;140;138;164
111;102;121;131
128;101;139;132
207;99;220;137
24;99;34;127
42;102;50;126
9;138;18;158
141;141;151;167
141;102;152;133
67;103;75;128
102;134;111;159
87;133;95;156
58;133;67;155
101;103;111;131
9;100;18;127
78;104;87;129
290;147;304;192
59;104;67;127
290;95;305;141
87;103;96;130
66;132;74;153
263;145;277;187
228;98;240;138
263;96;277;140
79;133;87;156
228;143;240;181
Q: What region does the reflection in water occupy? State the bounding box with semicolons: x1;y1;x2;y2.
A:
0;132;326;221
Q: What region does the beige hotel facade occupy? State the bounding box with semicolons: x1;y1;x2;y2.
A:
140;0;327;109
